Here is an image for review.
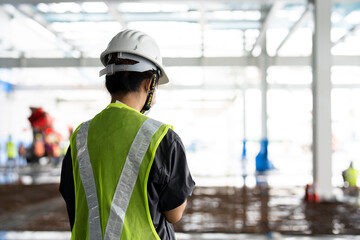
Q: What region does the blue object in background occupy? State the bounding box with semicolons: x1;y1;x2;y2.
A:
187;142;196;152
241;139;247;161
255;139;275;172
241;139;248;180
0;80;13;93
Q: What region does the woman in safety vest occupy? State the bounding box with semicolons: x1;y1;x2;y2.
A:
59;29;195;240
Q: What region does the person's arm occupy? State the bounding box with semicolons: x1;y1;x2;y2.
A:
163;200;187;223
59;146;75;230
157;129;195;223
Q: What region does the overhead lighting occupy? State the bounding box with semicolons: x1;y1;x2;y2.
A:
331;12;342;24
244;11;261;21
213;10;261;21
50;3;81;14
160;4;189;12
37;3;50;13
118;3;189;13
345;10;360;24
118;3;161;13
82;2;108;13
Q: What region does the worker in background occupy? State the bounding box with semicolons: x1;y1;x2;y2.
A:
342;161;359;187
6;135;17;168
18;142;27;166
59;29;195;240
33;133;45;160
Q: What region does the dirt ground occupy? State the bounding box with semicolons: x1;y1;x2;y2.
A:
0;183;360;235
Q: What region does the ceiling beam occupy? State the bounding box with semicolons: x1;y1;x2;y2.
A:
15;82;360;92
0;0;308;4
275;3;313;55
2;0;359;4
14;83;313;91
1;56;360;68
332;23;360;47
250;2;283;55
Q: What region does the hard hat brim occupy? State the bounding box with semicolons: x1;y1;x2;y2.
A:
158;66;169;85
100;50;169;85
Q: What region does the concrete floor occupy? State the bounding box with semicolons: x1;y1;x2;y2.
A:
1;164;360;239
1;232;360;240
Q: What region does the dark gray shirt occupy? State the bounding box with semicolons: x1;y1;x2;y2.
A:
59;128;195;240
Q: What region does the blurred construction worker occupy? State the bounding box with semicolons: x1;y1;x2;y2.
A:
18;142;27;166
342;161;359;187
34;133;45;159
6;135;17;168
59;29;195;240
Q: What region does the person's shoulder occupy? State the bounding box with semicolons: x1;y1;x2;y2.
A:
162;128;183;145
155;128;185;158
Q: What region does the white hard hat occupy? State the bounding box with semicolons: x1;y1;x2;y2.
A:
100;29;169;85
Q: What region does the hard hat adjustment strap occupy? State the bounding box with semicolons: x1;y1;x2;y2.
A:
99;52;158;77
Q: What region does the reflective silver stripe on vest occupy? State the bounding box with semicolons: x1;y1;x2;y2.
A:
76;120;103;240
104;118;163;240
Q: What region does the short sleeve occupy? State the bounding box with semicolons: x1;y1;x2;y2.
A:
156;129;195;212
59;146;75;229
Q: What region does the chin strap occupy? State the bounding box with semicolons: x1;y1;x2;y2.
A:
140;71;159;114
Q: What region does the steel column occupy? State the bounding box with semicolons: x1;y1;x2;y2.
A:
311;0;333;200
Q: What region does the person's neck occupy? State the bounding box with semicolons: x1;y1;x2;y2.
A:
111;92;145;112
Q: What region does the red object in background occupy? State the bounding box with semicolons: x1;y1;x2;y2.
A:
45;127;53;135
305;184;320;203
28;107;54;131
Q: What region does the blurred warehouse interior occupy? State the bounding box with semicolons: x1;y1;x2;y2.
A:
0;0;360;202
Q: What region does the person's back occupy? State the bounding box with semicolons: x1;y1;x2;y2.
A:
60;29;195;240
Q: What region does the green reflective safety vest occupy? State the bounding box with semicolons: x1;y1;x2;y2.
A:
6;141;17;159
343;167;359;187
70;102;171;240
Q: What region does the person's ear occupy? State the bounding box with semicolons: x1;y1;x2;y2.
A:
145;78;152;92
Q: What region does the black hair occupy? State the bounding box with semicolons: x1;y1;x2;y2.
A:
105;71;153;94
104;54;154;95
